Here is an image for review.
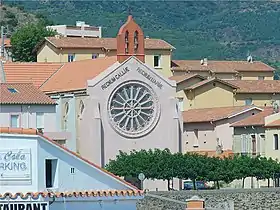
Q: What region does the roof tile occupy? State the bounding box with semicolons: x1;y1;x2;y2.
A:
227;80;280;93
3;62;63;88
40;56;118;93
182;106;262;123
188;150;234;158
265;119;280;128
45;37;175;50
171;60;274;73
169;74;204;83
0;83;56;105
231;107;273;127
0;190;143;199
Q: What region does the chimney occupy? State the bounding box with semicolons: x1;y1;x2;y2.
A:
203;58;208;66
0;60;6;83
145;36;149;39
186;196;205;210
55;34;60;39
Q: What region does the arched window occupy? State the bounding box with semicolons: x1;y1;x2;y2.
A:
134;31;139;53
125;31;129;54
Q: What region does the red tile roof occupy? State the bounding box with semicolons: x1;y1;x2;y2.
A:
265;119;280;128
0;83;56;105
44;37;175;50
3;62;63;88
185;78;239;90
41;56;118;93
231;107;274;127
0;190;143;199
182;106;262;123
171;60;275;73
0;38;11;47
169;74;205;83
188;150;234;158
0;127;140;191
227;80;280;93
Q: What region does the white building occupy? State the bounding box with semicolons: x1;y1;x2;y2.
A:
47;21;102;38
0;83;70;144
0;128;143;210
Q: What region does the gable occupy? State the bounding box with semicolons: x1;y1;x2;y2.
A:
194;81;235;96
177;77;204;92
87;56;176;91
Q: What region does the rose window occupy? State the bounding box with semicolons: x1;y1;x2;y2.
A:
108;81;160;138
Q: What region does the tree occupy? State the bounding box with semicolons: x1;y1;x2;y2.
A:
11;23;56;62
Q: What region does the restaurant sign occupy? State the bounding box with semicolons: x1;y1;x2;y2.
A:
0;202;49;210
0;149;31;180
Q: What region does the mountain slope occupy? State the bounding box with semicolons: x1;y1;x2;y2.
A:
6;1;280;61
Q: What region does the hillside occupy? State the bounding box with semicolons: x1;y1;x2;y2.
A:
4;1;280;62
0;4;39;37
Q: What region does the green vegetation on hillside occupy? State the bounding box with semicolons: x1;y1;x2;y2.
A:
10;0;280;62
0;4;52;37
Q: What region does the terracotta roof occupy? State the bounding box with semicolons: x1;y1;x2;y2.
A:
0;190;143;199
3;62;63;88
0;83;56;105
41;56;118;93
0;38;11;47
0;127;140;191
227;80;280;93
171;60;275;73
169;74;205;83
182;106;262;123
231;107;274;127
188;150;234;158
185;78;239;90
265;119;280;128
44;37;175;50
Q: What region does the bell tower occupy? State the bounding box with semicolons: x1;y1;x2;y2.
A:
117;15;145;63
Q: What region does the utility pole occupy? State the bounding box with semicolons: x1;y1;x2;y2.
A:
1;26;4;58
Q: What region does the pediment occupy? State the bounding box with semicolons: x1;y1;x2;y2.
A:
87;56;176;91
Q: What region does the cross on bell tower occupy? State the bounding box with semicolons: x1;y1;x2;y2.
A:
116;14;145;63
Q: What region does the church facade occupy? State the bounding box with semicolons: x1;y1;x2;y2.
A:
40;15;183;190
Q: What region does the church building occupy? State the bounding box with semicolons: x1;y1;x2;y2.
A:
40;15;183;190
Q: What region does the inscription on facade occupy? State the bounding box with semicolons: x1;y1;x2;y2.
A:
101;67;130;90
136;67;163;89
0;149;31;180
0;202;49;210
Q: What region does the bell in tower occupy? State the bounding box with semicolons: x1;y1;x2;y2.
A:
117;15;145;63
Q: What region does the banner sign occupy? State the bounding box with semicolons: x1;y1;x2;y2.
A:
0;202;49;210
0;149;31;180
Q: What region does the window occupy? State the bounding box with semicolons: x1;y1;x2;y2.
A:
177;97;184;111
251;134;256;155
153;55;161;68
68;54;75;62
245;98;252;106
274;134;279;150
7;88;18;93
45;159;58;188
36;113;44;129
92;54;99;59
10;114;19;128
70;168;75;174
258;76;265;80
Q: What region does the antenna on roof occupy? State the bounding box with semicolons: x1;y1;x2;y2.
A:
128;6;132;16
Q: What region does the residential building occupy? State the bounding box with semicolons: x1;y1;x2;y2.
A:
38;15;182;191
47;21;102;38
0;128;143;209
0;37;12;61
169;75;280;111
171;59;275;80
0;83;70;145
36;17;175;78
231;107;273;156
227;80;280;107
182;106;263;153
264;111;280;161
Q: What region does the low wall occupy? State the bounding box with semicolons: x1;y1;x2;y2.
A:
137;188;280;210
